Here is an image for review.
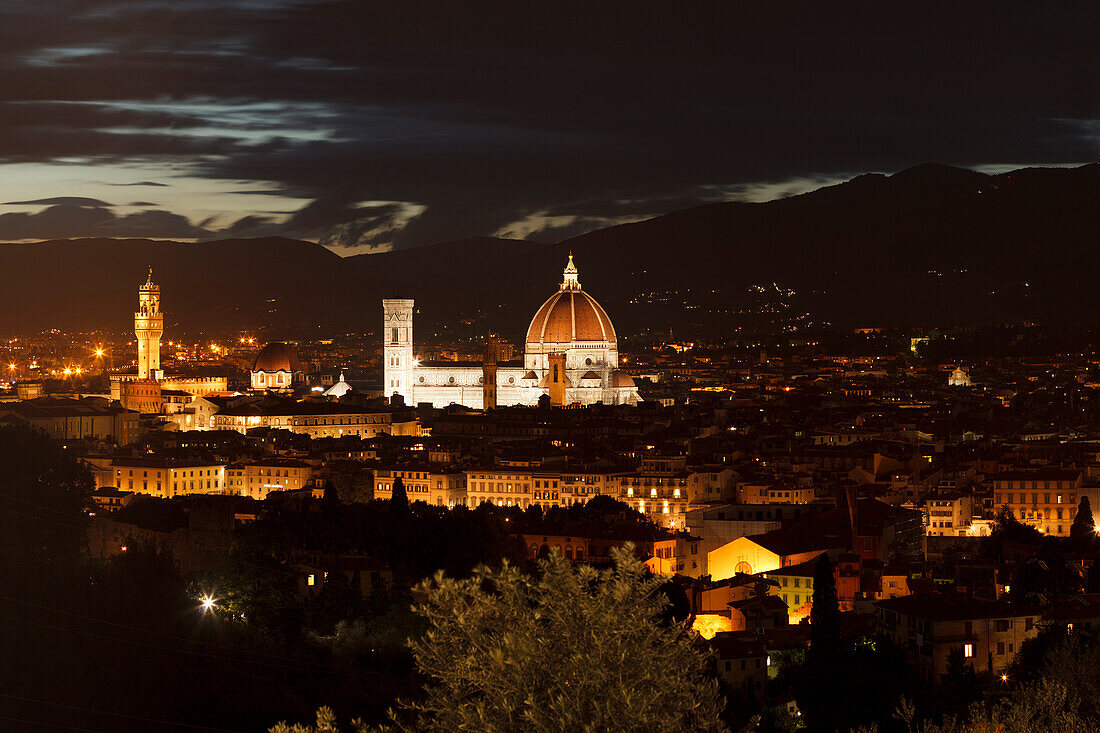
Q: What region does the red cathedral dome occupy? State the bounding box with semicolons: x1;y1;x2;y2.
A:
525;255;617;346
253;342;303;373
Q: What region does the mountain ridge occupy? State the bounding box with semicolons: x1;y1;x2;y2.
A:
1;164;1096;335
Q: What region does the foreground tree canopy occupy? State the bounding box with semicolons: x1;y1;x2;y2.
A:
272;545;727;733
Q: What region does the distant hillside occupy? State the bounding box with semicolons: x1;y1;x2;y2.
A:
2;164;1098;336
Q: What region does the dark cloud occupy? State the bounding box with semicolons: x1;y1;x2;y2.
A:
0;2;1096;247
2;196;112;206
0;204;210;240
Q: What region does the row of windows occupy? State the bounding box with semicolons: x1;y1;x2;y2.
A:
116;468;219;477
635;501;685;514
377;483;430;493
626;487;682;498
995;480;1071;490
723;658;763;673
116;480;217;492
1008;506;1073;521
778;576;810;588
996;493;1072;505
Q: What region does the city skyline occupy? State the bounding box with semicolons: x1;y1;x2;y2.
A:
4;6;1100;733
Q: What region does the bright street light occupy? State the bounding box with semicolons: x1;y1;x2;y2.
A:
199;595;217;613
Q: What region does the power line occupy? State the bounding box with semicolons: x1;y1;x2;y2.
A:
0;613;383;680
0;713;103;733
0;490;87;521
0;593;393;678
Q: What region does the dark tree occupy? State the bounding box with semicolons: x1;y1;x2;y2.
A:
273;546;727;732
1071;496;1095;551
809;554;840;652
995;504;1042;545
798;553;842;732
321;481;340;523
1088;560;1100;594
654;579;691;627
941;646;980;710
389;476;408;519
0;424;92;580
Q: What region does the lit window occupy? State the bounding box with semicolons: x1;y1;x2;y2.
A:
307;574;315;586
963;643;974;658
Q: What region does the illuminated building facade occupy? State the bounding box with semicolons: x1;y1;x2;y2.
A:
225;458;313;500
84;456;226;497
992;469;1080;536
211;399;417;438
877;596;1040;686
373;465;468;508
383;256;639;408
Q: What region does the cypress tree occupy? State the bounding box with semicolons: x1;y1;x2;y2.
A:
1071;496;1095;550
810;553;840;652
390;475;409;518
801;553;842;733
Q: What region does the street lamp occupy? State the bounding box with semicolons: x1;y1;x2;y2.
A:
199;595;217;614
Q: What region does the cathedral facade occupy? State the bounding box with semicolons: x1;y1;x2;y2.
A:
384;256;638;409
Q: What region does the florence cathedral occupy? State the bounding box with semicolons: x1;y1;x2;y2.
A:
384;255;638;409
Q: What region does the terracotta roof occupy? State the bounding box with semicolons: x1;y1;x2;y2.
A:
610;370;636;388
708;632;766;659
253;342;303;373
876;594;1035;621
526;289;616;345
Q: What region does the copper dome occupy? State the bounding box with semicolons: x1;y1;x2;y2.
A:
253;342;303;373
610;370;635;388
525;256;616;346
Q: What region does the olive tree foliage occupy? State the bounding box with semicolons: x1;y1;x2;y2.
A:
271;544;727;733
861;679;1096;733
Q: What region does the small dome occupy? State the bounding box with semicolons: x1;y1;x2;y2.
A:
324;371;352;397
253;342;303;373
522;370;538;381
610;370;635;388
580;370;601;381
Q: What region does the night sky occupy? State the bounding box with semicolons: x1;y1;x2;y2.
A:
0;2;1097;255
